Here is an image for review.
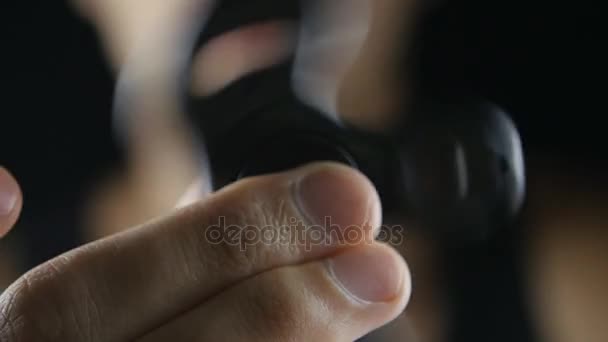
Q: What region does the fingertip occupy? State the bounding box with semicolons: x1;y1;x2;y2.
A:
318;243;411;340
295;162;382;237
328;243;411;306
0;167;22;237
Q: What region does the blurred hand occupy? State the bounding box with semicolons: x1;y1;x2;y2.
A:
82;0;416;238
0;163;411;341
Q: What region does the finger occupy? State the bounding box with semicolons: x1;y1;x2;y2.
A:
292;0;372;121
139;243;411;342
0;162;381;341
337;0;420;131
113;19;296;213
293;0;419;132
190;20;297;97
109;0;216;219
72;0;216;69
0;167;22;237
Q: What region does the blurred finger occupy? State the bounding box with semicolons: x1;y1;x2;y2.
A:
293;0;420;132
110;13;297;219
191;20;297;97
338;0;420;131
0;167;22;237
175;177;207;208
292;0;371;121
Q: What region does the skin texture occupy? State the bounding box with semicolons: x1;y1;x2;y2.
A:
0;163;411;341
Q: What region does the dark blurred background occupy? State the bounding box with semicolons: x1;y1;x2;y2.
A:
1;1;604;341
3;1;117;266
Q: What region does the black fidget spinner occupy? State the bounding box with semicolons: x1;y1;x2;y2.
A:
181;1;526;242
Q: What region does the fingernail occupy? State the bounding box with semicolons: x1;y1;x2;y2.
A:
328;246;404;303
0;168;18;216
295;163;381;230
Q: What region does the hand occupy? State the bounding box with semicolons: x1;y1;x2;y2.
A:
0;163;411;341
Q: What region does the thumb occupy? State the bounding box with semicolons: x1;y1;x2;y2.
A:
0;167;22;237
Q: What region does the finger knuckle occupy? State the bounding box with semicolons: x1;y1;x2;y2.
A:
0;259;99;342
191;190;291;277
0;266;64;342
190;206;256;276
